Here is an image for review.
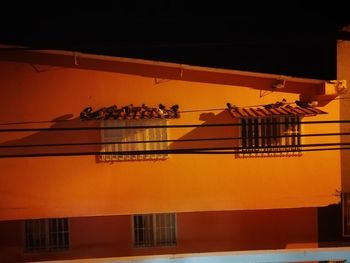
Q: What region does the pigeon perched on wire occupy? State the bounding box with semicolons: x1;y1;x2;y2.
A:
295;100;317;108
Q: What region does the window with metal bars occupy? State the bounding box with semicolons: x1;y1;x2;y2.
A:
100;119;168;161
24;218;69;252
343;193;350;237
239;115;301;154
133;213;176;247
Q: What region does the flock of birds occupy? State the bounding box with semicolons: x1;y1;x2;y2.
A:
80;99;316;121
80;104;180;120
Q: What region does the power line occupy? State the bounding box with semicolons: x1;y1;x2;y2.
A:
0;119;72;126
179;147;350;154
1;145;350;159
156;95;350;113
5;143;350;152
0;137;235;148
0;123;234;132
1;132;349;149
2;96;350;126
1;119;350;133
180;108;225;113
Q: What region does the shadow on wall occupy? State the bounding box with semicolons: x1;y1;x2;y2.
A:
0;114;101;159
169;110;239;151
0;111;239;161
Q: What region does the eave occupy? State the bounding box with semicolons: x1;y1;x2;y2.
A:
0;45;326;93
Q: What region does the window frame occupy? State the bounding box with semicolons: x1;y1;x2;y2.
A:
132;213;177;248
23;218;70;253
100;119;169;161
238;115;302;155
343;192;350;237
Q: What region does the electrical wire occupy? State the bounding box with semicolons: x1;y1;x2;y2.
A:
1;119;350;133
1;132;349;149
156;94;350;113
8;143;350;151
2;96;350;126
174;147;350;154
0;119;72;126
2;145;350;158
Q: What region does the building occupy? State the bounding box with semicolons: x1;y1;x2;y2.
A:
0;43;349;262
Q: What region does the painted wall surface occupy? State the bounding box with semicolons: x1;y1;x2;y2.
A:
0;209;317;262
338;40;350;192
0;58;341;220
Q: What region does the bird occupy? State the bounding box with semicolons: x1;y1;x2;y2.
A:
295;100;311;108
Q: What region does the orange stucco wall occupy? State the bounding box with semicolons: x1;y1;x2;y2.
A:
0;57;341;220
0;208;317;262
338;40;350;192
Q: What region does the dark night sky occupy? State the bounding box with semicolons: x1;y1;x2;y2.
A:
0;2;349;80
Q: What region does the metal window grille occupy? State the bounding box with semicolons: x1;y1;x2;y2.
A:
239;115;301;155
133;213;176;247
100;119;168;161
343;192;350;237
24;218;69;252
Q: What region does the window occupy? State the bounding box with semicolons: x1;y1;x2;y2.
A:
343;193;350;237
239;115;301;155
100;119;168;161
133;213;176;247
24;218;69;252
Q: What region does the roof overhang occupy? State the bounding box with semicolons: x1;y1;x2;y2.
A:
0;45;334;94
